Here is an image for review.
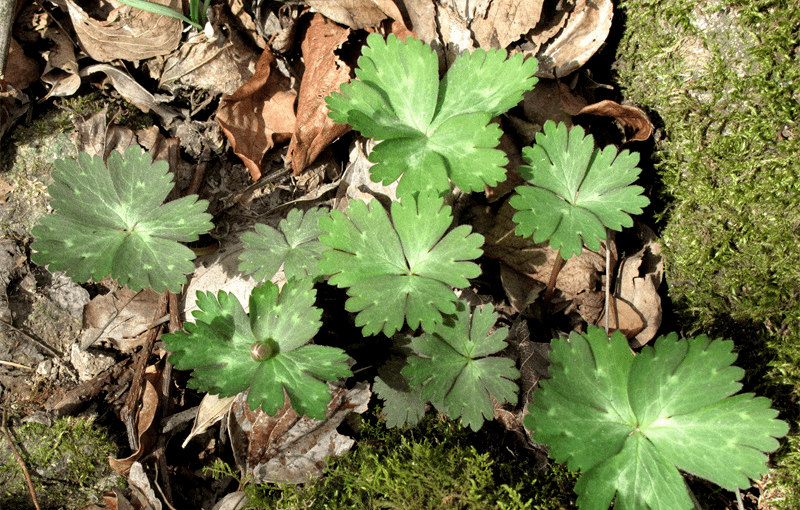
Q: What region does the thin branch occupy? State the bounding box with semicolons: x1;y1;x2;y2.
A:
1;409;41;510
0;359;32;370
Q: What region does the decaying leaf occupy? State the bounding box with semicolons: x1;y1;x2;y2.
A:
7;38;39;90
616;226;664;347
471;0;545;49
596;295;646;339
80;287;163;351
287;14;352;175
154;30;259;97
80;64;181;125
182;393;236;448
216;48;297;180
66;0;182;62
41;26;80;99
228;382;370;484
109;366;162;476
306;0;404;29
578;99;654;142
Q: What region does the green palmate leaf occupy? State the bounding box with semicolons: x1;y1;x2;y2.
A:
509;121;650;259
239;207;329;282
326;33;538;198
163;279;352;419
318;191;483;336
402;301;519;431
31;147;213;293
524;326;789;510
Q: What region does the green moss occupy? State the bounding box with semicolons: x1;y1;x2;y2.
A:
206;411;578;509
614;0;800;506
0;415;123;509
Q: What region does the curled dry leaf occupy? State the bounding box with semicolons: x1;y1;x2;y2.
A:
578;99;654;142
41;27;80;99
228;382;370;484
79;64;181;125
522;79;587;128
528;0;614;78
616;226;664;347
596;296;646;339
109;366;162;476
182;393;236;448
66;0;182;62
288;14;352;175
306;0;405;30
216;48;297;181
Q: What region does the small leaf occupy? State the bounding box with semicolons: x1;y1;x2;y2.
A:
318;191;483;336
163;279;352;419
525;326;789;510
31;146;213;292
402;301;519;431
509;121;650;259
326;33;538;198
239;207;329;282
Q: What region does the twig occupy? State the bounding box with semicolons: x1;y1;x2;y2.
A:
1;409;41;510
604;235;611;334
0;359;32;370
0;0;14;79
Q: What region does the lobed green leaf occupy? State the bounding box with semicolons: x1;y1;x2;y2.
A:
318;192;483;336
31;146;213;292
525;326;789;510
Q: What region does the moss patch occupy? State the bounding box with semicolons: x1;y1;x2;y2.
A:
0;415;123;509
614;0;800;506
207;411;578;509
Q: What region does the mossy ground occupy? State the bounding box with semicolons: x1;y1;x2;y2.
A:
614;0;800;506
206;410;578;510
0;415;123;509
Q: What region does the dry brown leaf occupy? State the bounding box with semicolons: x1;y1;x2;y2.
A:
499;262;544;313
73;107;137;162
334;138;398;211
80;64;181;125
41;26;81;99
66;0;181;62
396;0;437;43
155;31;259;97
228;382;370;484
522;79;587;127
182;393;236;448
596;296;646;340
485;128;525;202
578;99;654;142
216;48;296;181
109;367;162;476
288;14;352;175
471;0;545;49
79;288;162;352
306;0;404;29
616;226;663;347
6;38;39;90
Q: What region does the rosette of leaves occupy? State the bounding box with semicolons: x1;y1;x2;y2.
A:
239;207;328;282
525;326;789;510
318;191;483;336
163;278;352;419
326;33;538;198
509;121;650;259
396;301;519;431
31;146;213;292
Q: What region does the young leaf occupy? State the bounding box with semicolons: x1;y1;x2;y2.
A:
318;191;484;336
31;146;213;292
525;326;789;510
163;279;352;420
402;301;520;431
239;207;329;282
326;33;538;198
509;121;650;259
